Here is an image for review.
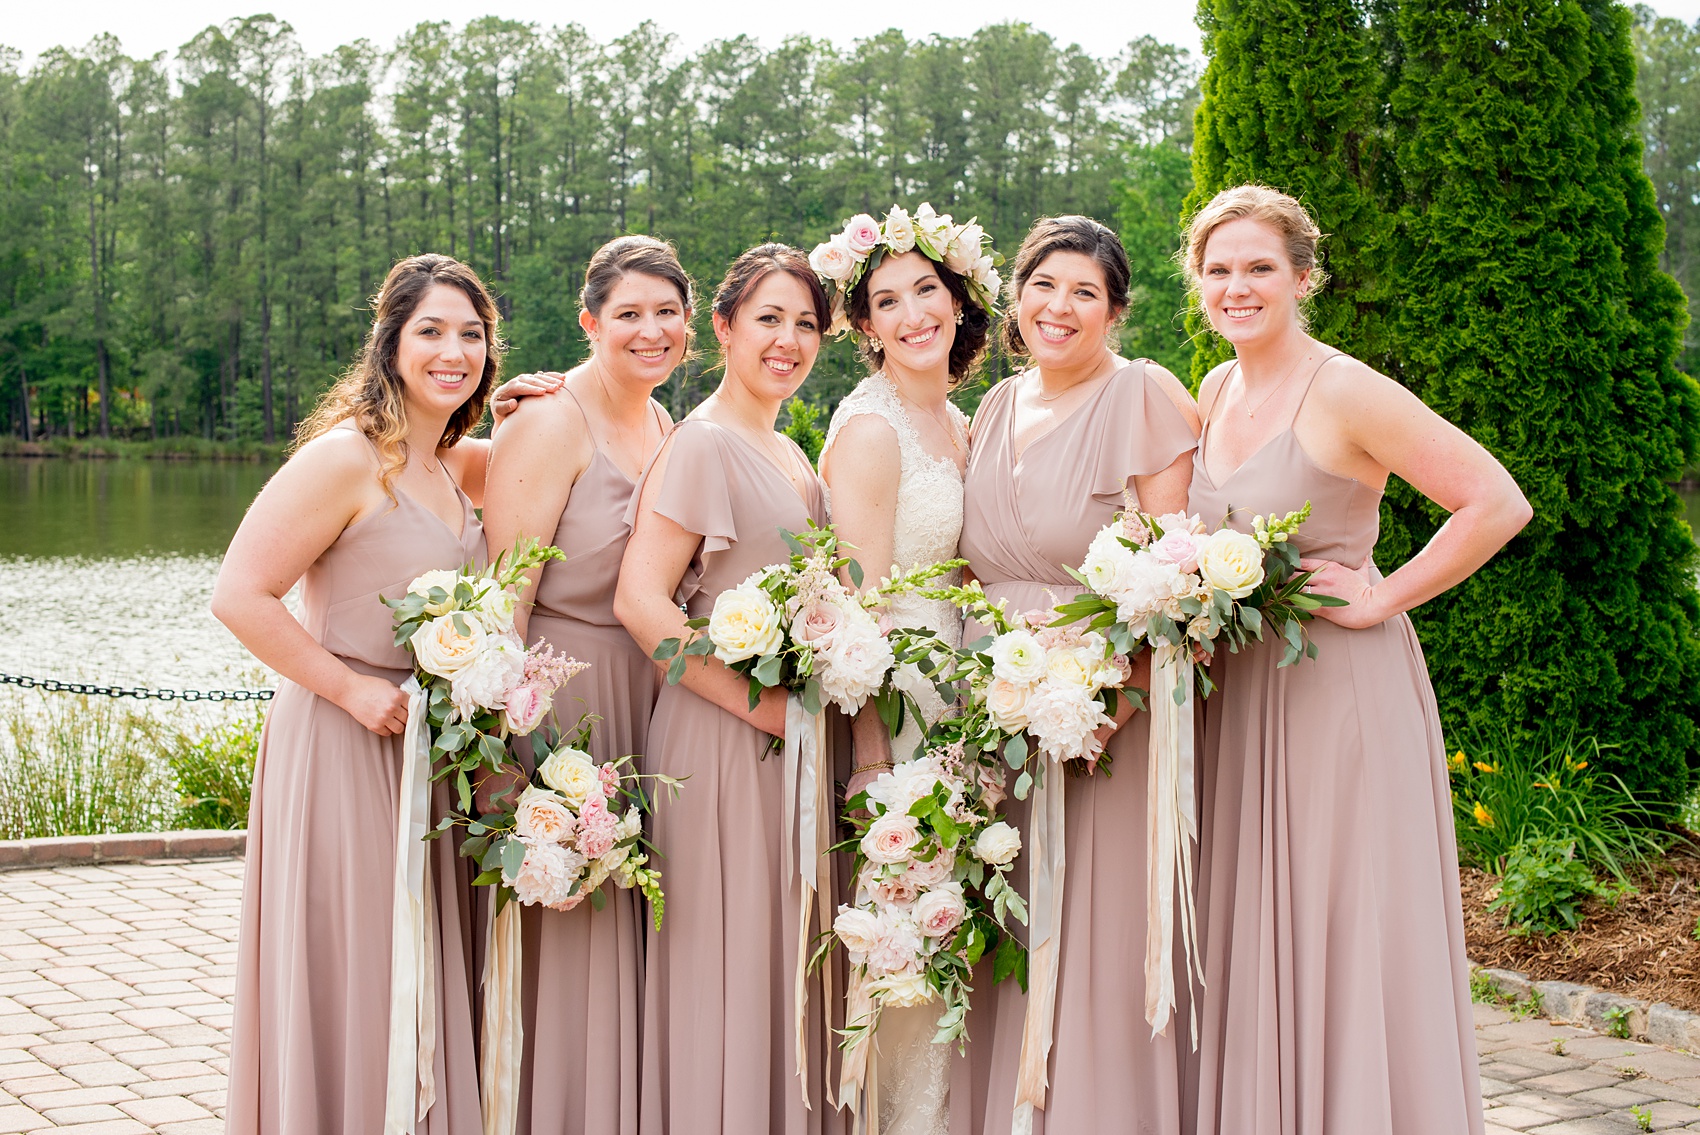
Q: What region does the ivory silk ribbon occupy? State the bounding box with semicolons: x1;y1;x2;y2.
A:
480;896;523;1135
782;694;834;1111
1011;758;1066;1135
384;677;438;1134
1145;646;1202;1044
838;974;881;1135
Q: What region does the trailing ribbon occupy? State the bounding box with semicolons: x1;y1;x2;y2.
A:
782;694;833;1110
1145;645;1202;1044
480;897;524;1135
384;677;438;1134
1011;763;1066;1135
837;973;881;1135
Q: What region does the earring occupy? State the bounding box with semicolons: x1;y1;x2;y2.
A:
954;310;964;326
870;336;884;352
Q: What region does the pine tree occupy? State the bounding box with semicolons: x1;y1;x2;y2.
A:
1380;0;1700;807
1184;0;1392;386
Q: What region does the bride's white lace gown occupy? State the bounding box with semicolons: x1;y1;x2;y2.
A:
823;373;967;1135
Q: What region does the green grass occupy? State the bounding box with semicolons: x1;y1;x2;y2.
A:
0;435;284;461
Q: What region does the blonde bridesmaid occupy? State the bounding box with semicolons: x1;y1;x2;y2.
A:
615;244;847;1135
955;216;1200;1135
482;235;692;1135
1182;187;1529;1135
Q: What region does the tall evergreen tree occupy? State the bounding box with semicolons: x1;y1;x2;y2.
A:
1381;0;1700;807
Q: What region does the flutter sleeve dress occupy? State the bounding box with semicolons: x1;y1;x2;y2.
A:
953;362;1197;1135
629;418;847;1135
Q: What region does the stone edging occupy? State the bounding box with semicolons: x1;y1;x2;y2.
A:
0;829;246;870
1473;962;1700;1051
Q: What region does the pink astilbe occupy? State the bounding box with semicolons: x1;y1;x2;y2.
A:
523;644;589;688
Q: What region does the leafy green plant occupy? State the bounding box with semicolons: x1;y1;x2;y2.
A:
1605;1004;1635;1040
1448;727;1664;882
782;397;825;467
1488;836;1613;937
1632;1104;1653;1132
0;693;176;839
157;709;262;830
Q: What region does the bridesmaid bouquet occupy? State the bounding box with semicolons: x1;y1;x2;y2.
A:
385;537;581;809
456;719;670;929
1055;501;1343;698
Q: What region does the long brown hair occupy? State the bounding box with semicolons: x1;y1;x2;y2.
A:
295;253;504;491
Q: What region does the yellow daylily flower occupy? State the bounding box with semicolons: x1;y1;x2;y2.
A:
1447;751;1467;773
1473;801;1495;828
1569;760;1589;771
1474;761;1499;774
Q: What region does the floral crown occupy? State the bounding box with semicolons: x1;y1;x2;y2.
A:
809;203;1003;337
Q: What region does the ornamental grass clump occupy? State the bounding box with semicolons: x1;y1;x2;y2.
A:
1448;727;1664;883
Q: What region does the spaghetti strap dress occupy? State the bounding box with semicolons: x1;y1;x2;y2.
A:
227;457;485;1135
513;393;668;1135
628;418;848;1135
953;362;1198;1135
1183;357;1484;1135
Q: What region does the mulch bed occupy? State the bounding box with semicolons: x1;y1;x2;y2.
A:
1461;841;1700;1013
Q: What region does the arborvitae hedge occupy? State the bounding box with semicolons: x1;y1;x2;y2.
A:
1185;0;1391;385
1379;0;1700;808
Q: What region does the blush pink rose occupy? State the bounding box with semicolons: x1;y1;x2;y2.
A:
976;763;1008;811
905;850;955;888
914;885;967;939
842;213;882;255
871;874;921;907
861;814;923;865
502;680;552;736
1150;529;1205;573
793;600;845;649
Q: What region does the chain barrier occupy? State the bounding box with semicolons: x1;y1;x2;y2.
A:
0;671;274;703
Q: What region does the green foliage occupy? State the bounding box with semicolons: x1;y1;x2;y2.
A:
158;709;262;830
1633;1104;1653;1132
1488;835;1614;937
1633;6;1700;375
0;694;177;839
1447;728;1664;881
1382;0;1700;810
782;397;825;467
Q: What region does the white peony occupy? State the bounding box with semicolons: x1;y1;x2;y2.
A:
816;618;894;713
944;222;985;274
1081;527;1139;598
410;611;486;679
1111;553;1193;627
406;569;461;616
869;756;944;817
869;970;935;1007
515;786;576;844
707;581;785;664
973;821;1022;866
834;905;884;962
1197;528;1266;599
449;634;527;720
508;841;586;909
883;205;917;253
989;630;1048;685
537;747;601;810
1024;683;1114;763
866;916;925;974
985;677;1034;732
809;235;858;283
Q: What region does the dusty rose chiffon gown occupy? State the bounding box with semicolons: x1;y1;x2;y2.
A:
953;362;1197;1135
514;394;666;1135
1183;358;1484;1135
227;450;483;1135
629;418;847;1135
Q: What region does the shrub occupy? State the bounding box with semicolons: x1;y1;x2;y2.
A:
159;709;262;830
783;397;826;466
1488;836;1613;936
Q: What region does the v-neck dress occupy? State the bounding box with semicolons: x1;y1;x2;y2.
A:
1182;362;1484;1135
227;462;485;1135
626;418;848;1135
514;395;667;1135
952;362;1198;1135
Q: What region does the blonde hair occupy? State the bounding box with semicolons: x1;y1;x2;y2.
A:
295;254;504;492
1181;185;1327;323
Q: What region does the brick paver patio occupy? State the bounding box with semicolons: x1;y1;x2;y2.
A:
4;857;1700;1133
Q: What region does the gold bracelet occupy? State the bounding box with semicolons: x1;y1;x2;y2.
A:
851;760;894;776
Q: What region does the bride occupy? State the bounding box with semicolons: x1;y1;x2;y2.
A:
813;205;1000;1135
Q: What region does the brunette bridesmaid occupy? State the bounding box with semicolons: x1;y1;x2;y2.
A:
215;254;505;1135
955;216;1200;1135
1181;185;1529;1135
614;244;846;1135
481;235;691;1135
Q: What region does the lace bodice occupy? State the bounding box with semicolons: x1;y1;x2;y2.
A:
823;374;966;762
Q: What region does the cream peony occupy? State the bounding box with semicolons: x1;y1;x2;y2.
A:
809;235;858;283
537;747;601;810
707;581;785;664
509;841;585;909
985;676;1034;732
1198;528;1266;599
1081;528;1139;598
449;635;527;719
869;970;935;1007
834;905;884;961
515;786;576;844
407;569;460;616
816;618;894;712
410;612;485;679
883;205;917;253
973;821;1022;866
861;813;923;865
1025;684;1114;762
842;213;881;255
866;917;924;974
913;882;967;939
989;629;1048;685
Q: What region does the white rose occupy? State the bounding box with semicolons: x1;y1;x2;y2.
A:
467;577;517;634
1198;528;1266;600
707;581;784;664
834;905;884;961
869;970;935;1007
913;202;953;244
883;205;917;253
944;222;984;274
974;263;1002;299
973;820;1022;866
410;611;485;678
1080;527;1139;599
1024;683;1114;763
449;634;527;719
407;569;460;616
989;630;1047;684
537;747;601;810
1045;644;1104;694
515;786;576;844
861;813;923;865
816;619;894;713
985;677;1033;732
809;234;858;283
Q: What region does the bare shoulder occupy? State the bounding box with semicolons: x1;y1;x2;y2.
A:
650;397;675;430
287;425;379;487
1310;351;1417;415
821;412;901;494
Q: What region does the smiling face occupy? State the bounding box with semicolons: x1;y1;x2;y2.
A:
857;250;957;376
581;272;690;391
1198;216;1311;348
1014;249;1121;372
715;270;821;405
395;283;488;421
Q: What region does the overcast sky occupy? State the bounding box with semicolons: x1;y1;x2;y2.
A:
6;0;1700;67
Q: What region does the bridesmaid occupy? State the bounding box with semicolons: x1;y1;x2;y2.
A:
956;216;1200;1135
481;234;690;1135
215;254;504;1135
1181;185;1529;1135
614;244;847;1135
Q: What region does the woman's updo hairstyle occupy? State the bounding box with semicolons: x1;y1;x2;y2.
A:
1181;184;1327;325
846;257;990;389
711;243;830;332
1000;215;1133;359
579;234;697;352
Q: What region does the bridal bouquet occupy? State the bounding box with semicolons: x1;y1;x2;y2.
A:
384;537;581;807
456;718;669;929
1055;502;1343;698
